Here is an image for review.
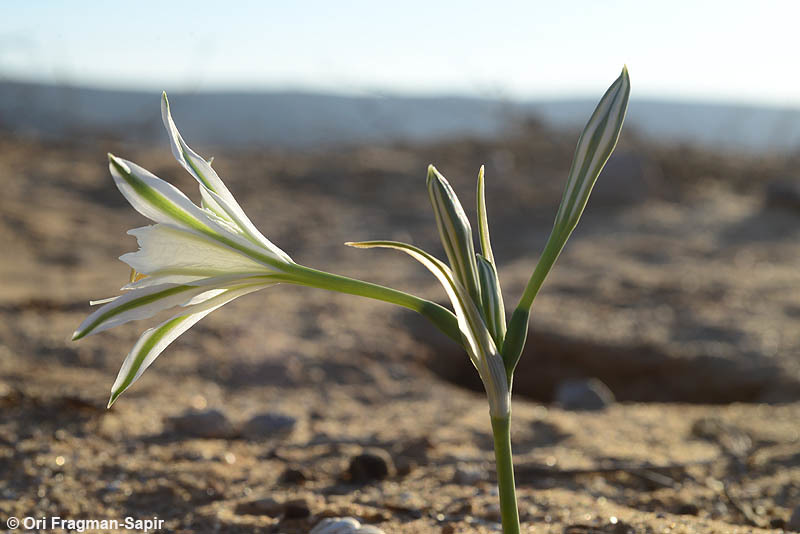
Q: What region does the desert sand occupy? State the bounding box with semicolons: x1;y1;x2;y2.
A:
1;122;798;532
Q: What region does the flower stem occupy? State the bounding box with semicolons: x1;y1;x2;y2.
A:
287;264;462;344
502;229;565;376
491;415;520;534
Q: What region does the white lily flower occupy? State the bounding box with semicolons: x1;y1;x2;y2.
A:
75;94;463;408
73;94;299;407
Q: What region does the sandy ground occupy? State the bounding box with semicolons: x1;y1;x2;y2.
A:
0;122;798;533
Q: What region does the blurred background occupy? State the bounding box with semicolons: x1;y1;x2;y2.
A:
1;2;799;533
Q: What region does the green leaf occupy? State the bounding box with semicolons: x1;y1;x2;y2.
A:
347;240;509;417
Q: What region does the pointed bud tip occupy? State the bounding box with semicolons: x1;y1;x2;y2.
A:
426;164;439;185
107;394;117;409
427;165;450;191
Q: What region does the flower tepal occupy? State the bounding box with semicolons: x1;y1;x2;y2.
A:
74;95;297;407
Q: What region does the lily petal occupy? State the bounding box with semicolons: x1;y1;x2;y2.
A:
108;154;288;270
73;274;277;340
161;92;239;208
161;93;293;263
120;224;274;282
73;284;214;340
199;185;293;264
108;284;264;407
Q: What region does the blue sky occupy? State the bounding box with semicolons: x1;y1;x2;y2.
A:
2;1;798;106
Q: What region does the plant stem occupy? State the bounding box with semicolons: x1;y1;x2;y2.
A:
287;264;462;344
491;415;520;534
517;229;565;311
501;228;567;376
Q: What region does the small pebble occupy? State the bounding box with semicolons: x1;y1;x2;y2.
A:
769;517;786;529
166;409;237;439
787;506;800;531
279;466;311;485
310;517;385;534
347;449;394;483
452;464;486;485
283;497;311;519
555;378;615;411
690;417;752;456
766;180;800;212
441;525;457;534
241;412;297;440
234;497;283;517
611;520;636;534
484;503;501;521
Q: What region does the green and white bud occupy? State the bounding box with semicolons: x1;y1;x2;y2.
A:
476;165;496;266
503;66;631;378
553;65;630;239
427;165;482;305
476;254;506;349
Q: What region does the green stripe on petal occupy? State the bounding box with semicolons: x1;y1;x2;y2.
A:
427;165;482;305
120;224;273;282
161;92;234;197
72;284;196;340
503;67;630;377
199;185;294;263
109;155;209;233
477;254;506;348
554;66;630;236
199;185;236;222
476;165;496;266
74;274;280;340
108;155;289;271
161;94;293;262
108;284;265;407
520;66;630;310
